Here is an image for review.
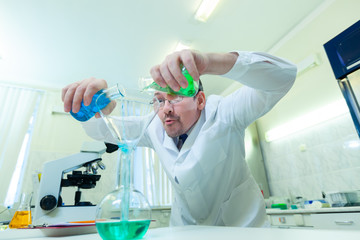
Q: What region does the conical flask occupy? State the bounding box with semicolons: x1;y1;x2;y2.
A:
9;192;32;229
95;86;159;240
142;66;199;97
70;84;124;122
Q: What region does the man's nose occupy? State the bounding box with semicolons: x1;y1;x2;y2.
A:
162;100;173;113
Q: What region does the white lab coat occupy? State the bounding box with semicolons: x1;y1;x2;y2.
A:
82;51;297;227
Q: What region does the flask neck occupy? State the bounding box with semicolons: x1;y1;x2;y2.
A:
116;149;135;189
104;83;124;100
142;67;198;97
18;192;32;210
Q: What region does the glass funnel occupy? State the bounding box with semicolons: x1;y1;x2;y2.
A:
95;87;159;240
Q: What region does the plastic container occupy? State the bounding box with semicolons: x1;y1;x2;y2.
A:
326;191;360;207
271;203;287;210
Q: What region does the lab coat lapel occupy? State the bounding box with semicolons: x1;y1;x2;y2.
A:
178;109;206;157
163;98;215;156
163;134;178;152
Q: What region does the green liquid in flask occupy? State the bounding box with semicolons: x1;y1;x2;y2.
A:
143;66;199;97
96;220;151;240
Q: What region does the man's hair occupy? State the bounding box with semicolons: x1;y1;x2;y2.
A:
198;79;204;92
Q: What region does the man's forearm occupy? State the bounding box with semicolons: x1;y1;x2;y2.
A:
202;52;239;76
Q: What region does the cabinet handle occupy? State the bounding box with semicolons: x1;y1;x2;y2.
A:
334;220;354;225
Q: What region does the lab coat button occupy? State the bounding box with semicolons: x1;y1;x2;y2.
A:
175;176;179;184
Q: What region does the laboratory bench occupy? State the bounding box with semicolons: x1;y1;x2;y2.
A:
267;206;360;230
1;225;360;240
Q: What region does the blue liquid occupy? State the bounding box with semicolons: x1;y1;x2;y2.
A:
70;90;110;122
96;220;150;240
119;146;131;221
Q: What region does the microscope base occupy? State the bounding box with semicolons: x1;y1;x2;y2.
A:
33;206;97;225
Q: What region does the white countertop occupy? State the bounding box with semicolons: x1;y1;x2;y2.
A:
1;225;360;240
267;206;360;214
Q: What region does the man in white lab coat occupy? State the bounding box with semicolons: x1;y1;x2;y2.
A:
62;50;297;227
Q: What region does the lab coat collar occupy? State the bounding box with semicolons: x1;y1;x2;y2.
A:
178;96;221;155
162;96;220;154
163;134;178;152
204;95;221;121
162;109;206;154
178;109;206;155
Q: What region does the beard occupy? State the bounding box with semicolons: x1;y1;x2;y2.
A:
162;113;184;138
166;128;184;138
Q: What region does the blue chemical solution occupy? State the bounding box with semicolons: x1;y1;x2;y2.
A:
119;147;131;221
70;90;110;122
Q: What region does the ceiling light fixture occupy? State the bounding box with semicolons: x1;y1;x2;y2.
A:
297;54;320;76
265;100;349;142
194;0;220;22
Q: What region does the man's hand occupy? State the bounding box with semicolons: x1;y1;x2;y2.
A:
149;50;238;92
62;77;114;118
150;49;209;92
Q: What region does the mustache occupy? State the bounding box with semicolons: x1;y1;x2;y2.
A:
163;113;180;121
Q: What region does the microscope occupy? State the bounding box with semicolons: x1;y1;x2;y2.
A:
33;142;118;225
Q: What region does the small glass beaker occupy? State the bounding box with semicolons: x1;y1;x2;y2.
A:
9;192;32;229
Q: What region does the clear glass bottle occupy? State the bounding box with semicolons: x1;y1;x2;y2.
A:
9;193;32;229
71;84;124;122
143;66;199;97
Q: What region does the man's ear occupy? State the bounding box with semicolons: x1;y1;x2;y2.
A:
197;91;206;111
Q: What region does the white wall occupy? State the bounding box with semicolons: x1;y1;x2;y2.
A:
31;90;94;152
20;89;119;205
257;0;359;136
256;0;360;199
